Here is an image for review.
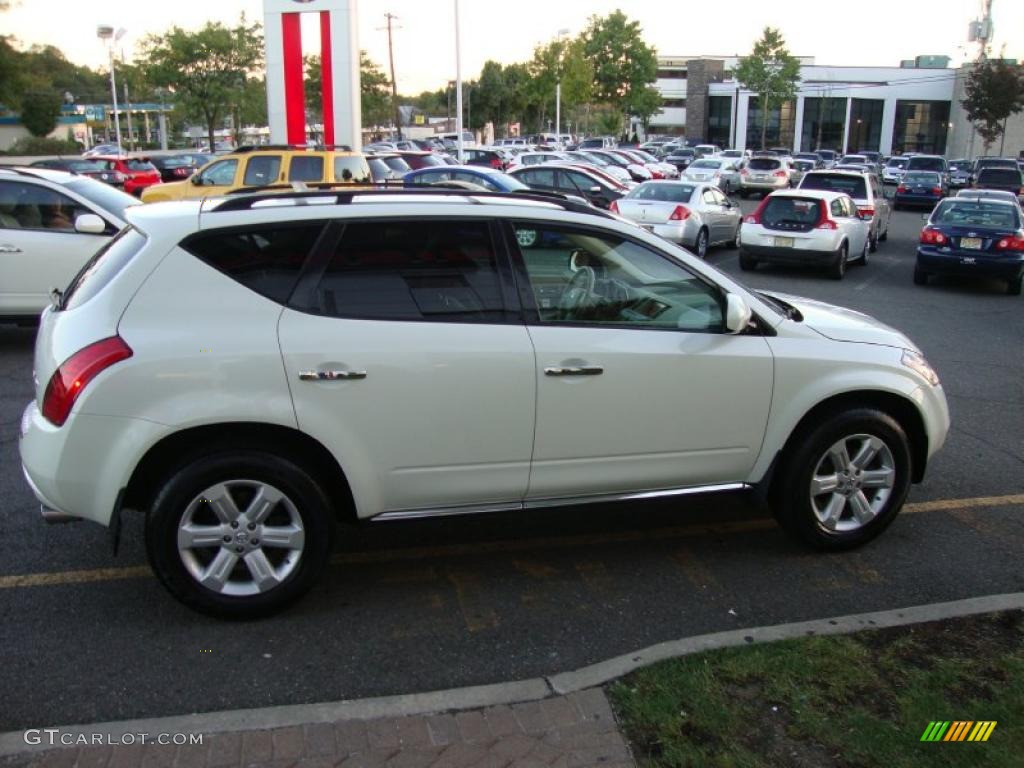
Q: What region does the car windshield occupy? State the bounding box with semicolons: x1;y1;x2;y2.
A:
689;160;721;169
886;158;909;168
626;183;695;201
67;160;106;172
908;157;944;172
794;161;815;171
904;172;940;184
948;161;971;172
800;173;867;198
977;169;1022;185
932;201;1019;229
748;158;781;170
63;177;142;221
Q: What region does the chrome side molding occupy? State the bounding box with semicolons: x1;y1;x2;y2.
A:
372;482;750;522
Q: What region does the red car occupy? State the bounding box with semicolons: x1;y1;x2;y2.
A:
93;156;162;197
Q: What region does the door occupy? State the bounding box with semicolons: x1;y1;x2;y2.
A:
700;187;727;241
834;197;868;255
185;158;240;198
0;180;111;315
279;217;536;517
508;221;774;500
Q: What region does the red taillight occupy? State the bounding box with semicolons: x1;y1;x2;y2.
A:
740;168;749;176
896;185;907;193
490;158;502;169
995;235;1024;251
931;187;943;195
919;227;948;246
858;207;874;218
609;200;619;214
743;197;770;224
773;170;787;178
816;200;838;230
669;205;691;221
42;336;133;427
651;169;664;179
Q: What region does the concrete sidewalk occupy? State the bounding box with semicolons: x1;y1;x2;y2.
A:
4;689;633;768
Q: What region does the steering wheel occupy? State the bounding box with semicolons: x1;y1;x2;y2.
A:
558;266;597;319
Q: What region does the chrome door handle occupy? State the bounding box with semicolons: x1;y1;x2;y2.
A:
298;369;367;381
0;244;22;253
544;365;604;377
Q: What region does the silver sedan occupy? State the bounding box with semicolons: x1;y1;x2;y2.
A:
612;180;742;258
682;158;742;194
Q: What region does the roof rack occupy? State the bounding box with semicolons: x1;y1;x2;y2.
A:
230;143;354;154
208;186;615;219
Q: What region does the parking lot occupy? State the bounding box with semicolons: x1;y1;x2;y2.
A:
1;198;1022;733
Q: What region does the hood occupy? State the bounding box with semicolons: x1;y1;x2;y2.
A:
762;291;915;350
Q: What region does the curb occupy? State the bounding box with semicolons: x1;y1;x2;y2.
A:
3;591;1022;757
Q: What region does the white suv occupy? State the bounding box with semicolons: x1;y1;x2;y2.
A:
19;189;950;617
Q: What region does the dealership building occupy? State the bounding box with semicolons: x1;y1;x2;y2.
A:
650;54;1023;159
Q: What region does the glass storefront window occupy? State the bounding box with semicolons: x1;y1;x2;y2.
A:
745;97;796;150
707;96;732;148
800;97;847;152
893;101;950;155
848;99;885;153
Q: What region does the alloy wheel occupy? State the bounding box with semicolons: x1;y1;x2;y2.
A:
809;434;896;533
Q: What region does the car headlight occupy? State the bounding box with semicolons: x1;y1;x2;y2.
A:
902;349;940;387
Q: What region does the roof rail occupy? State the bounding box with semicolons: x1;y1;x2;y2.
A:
231;143;354;154
207;186;615;219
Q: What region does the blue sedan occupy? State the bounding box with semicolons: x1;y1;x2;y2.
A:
403;165;528;192
894;171;947;210
915;198;1024;295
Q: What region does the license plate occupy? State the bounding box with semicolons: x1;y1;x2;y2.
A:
960;237;982;249
755;174;767;180
774;237;794;248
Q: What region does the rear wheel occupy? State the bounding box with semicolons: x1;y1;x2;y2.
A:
1008;275;1022;296
828;243;848;280
857;237;869;266
694;227;709;259
771;409;912;550
868;229;878;253
146;451;333;618
913;266;929;286
738;250;757;271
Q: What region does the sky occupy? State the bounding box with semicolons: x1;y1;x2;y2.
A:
3;0;1023;95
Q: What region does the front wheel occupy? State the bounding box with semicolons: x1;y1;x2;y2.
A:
146;451;334;618
771;409;912;550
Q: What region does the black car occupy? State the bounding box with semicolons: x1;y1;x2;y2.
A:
973;167;1024;200
894;171;948;210
507;164;625;209
664;147;698;171
29;158;125;187
149;153;212;183
915;197;1024;295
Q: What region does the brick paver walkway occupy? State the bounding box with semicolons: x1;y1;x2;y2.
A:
7;689;634;768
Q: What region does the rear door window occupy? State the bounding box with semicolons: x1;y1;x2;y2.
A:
288;156;325;182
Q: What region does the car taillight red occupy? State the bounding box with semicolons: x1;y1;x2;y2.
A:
669;205;691;221
743;197;770;225
896;185;907;193
609;200;620;214
490;158;502;169
995;235;1024;251
858;207;874;218
773;170;787;178
931;187;943;195
740;168;749;176
42;336;133;427
919;227;948;245
816;200;838;230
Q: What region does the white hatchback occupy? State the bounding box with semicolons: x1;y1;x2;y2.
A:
20;188;948;617
738;190;871;279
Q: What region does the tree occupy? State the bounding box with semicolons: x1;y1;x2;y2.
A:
580;11;657;124
962;57;1024;155
19;89;61;136
735;27;801;150
473;61;508;134
139;17;263;151
304;51;391;131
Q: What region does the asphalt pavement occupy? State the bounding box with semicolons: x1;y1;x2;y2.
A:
2;196;1022;732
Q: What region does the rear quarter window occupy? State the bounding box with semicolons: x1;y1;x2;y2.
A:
62;227;147;311
978;169;1022;185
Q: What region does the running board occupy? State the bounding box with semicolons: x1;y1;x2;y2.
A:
372;483;750;522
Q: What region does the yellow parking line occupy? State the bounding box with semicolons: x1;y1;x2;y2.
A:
0;493;1022;590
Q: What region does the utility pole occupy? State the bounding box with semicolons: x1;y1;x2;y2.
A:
380;13;402;140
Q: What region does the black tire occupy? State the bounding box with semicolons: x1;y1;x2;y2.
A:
770;408;912;551
1008;275;1022;296
739;190;749;199
856;236;869;266
913;266;929;286
146;451;334;618
738;249;757;271
694;227;709;259
726;222;740;249
868;229;878;253
879;225;888;242
828;243;847;280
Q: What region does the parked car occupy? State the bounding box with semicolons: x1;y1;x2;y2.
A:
507;163;626;209
738;156;792;198
0;167;140;320
142;147;373;201
584;150;653;182
611;180;740;257
789;159;818;187
402;165;528;193
793;152;823;169
882;156;910;185
626;148;680;179
395;151;447;171
738;189;871;278
914;197;1023;294
91;156;161;197
906;155;948;185
664;147;699;172
947;159;973;188
840;154;870;167
798;169;892;252
461;148;507;170
682;158;742;194
577;136;617;149
148;153;212;183
815;149;839;168
608;149;666;179
367;153;413;183
19;185;949;616
973;166;1024;201
563;151;634;185
894;171;947;210
82;143;122;158
508;151;571;169
30;158;126;188
693;144;721;158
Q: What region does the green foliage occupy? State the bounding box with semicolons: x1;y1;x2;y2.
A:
139;17;263;151
962;57;1024;154
581;11;658;122
305;51;391;130
19;90;61;136
735;27;801;150
7;135;80;155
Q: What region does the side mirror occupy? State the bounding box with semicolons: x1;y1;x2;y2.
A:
74;213;107;234
725;293;752;334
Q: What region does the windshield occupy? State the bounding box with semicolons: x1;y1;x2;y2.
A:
977;168;1023;185
907;157;945;172
126;159;157;171
64;177;142;221
626;183;695;201
904;172;940;184
886;157;909;168
800;173;867;199
948;161;971;172
932;201;1019;229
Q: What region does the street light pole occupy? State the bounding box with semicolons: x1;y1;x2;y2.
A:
97;25;125;153
555;28;569;146
454;0;464;162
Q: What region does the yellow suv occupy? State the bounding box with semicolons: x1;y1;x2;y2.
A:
141;145;373;202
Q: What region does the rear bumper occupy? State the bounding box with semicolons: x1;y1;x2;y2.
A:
916;248;1024;279
895;194;943;207
638;220;698;245
739;178;789;192
740;243;840;266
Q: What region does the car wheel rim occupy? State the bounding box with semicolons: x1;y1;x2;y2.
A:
809;434;896;533
177;480;305;597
